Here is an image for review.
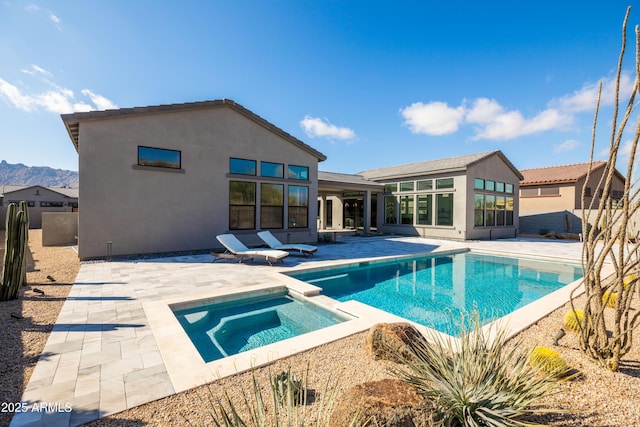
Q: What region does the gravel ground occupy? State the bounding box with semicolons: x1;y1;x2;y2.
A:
2;230;640;426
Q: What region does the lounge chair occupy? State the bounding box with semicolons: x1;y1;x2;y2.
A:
214;234;289;266
257;231;318;257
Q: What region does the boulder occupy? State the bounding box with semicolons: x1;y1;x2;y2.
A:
365;322;423;363
329;379;435;427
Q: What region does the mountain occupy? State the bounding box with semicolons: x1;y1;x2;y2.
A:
0;160;79;188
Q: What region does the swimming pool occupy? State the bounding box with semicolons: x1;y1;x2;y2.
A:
173;291;349;362
288;251;582;335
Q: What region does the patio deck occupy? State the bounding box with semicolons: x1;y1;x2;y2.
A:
10;236;585;427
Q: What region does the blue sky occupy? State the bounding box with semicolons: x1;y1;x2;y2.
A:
0;1;638;174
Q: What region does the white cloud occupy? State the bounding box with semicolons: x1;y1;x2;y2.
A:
550;73;635;113
0;66;117;114
300;115;356;141
81;89;118;110
400;101;465;135
25;3;62;30
554;139;580;153
465;98;503;124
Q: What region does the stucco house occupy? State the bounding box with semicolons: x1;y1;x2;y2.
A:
519;161;626;235
62;99;325;260
0;185;78;229
350;151;523;240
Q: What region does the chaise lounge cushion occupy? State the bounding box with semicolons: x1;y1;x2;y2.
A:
257;231;318;256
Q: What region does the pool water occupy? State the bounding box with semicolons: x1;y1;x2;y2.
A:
289;251;582;335
173;292;348;362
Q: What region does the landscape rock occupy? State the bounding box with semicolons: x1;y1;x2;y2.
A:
365;322;423;363
329;379;435;427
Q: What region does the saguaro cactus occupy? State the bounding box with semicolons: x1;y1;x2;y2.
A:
1;202;30;301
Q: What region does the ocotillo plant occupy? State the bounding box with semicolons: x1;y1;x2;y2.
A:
1;202;30;301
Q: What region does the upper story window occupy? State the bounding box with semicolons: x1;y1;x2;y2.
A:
399;181;414;192
261;161;284;178
288;165;309;180
417;180;432;190
521;188;538;197
230;158;256;175
540;186;560;196
485;180;495;191
384;183;397;193
435;178;454;189
474;178;484;190
505;183;514;194
138;146;181;169
495;182;505;192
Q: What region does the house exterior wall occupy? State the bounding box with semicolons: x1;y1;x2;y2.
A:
77;107;319;259
373;153;520;240
1;186;76;229
519;168;626;235
465;154;520;239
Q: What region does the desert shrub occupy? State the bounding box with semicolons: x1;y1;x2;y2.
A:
389;315;562;427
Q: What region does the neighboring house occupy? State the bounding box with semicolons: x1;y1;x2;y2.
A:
354;151;523;240
62;99;326;260
0;185;78;229
519;161;626;235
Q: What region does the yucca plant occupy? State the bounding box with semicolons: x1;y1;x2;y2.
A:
389;315;563;427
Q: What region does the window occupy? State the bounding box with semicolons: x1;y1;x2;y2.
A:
485;195;495;226
521;188;538;197
384;183;397;193
417;195;432;225
230;158;256;175
261;162;284;178
400;195;414;224
288;186;308;228
584;187;592;197
506;197;514;225
436;193;453;226
496;182;505;192
384;196;398;224
436;178;454;189
496;196;506;226
138;146;181;169
399;181;414;192
417;180;432;191
474;194;485;226
485;180;495;191
505;183;514;194
260;184;284;228
474;178;484;190
229;181;256;229
540;186;560;196
288;165;309;180
40;201;64;207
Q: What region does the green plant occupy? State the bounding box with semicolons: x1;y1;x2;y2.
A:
1;201;30;301
389;315;562;427
563;309;584;332
529;346;572;378
272;370;303;406
184;366;352;427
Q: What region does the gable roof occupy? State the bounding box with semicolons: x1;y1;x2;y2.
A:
520;161;625;186
1;185;78;199
358;150;523;181
61;99;326;162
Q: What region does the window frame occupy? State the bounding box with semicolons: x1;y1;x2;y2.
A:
230;158;257;176
229;181;256;230
138;146;182;169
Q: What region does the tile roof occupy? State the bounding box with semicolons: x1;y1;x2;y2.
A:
61;99;326;162
358;150;523;181
520;161;609;186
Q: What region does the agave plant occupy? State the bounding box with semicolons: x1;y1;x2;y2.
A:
389;315;563;427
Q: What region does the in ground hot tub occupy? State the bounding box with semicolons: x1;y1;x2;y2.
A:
173;290;349;362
